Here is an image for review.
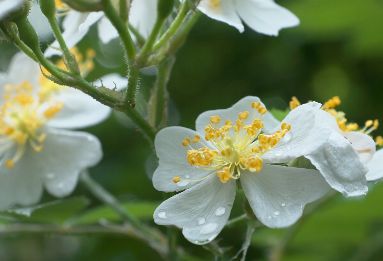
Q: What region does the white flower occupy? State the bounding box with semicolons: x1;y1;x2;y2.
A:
152;96;332;244
0;53;111;209
0;0;23;20
286;96;373;196
45;0;158;57
197;0;299;36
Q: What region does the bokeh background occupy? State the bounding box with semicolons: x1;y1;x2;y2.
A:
1;0;383;260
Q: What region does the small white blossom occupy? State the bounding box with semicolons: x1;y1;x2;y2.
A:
0;0;23;20
0;53;111;209
45;0;158;57
197;0;299;36
152;97;332;244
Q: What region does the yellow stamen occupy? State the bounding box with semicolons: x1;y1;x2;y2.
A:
289;96;301;110
172;176;181;184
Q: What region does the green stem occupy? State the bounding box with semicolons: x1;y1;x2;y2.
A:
125;65;140;108
167;227;178;261
153;1;190;51
119;0;129;22
0;223;168;258
102;0;135;60
80;172;166;248
226;214;248;228
136;17;166;66
46;15;80;74
149;57;175;128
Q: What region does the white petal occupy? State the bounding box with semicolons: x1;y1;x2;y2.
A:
366;149;383;181
0;164;43;210
235;0;299;36
263;102;327;163
306;131;368;197
154;175;236;245
97;17;118;44
40;128;102;197
195;96;268;136
130;0;158;38
198;0;244;32
45;11;103;57
47;87;111;129
5;52;40;87
29;1;52;40
0;0;23;19
153;126;212;192
344;131;376;163
240;165;330;228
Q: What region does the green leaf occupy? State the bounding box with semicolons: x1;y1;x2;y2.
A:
0;197;90;224
68;201;159;225
270;108;289;121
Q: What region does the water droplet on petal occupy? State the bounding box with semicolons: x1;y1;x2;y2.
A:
185;175;190;179
281;203;286;207
200;222;218;235
274;211;280;216
215;207;226;216
57;182;64;189
158;211;167;219
197;217;206;225
267;215;272;220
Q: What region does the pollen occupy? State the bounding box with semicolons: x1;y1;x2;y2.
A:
209;0;221;9
289;96;301;110
0;79;64;169
376;136;383;147
183;102;291;183
252;102;267;115
210;115;221;124
172;176;181;184
216;167;231;183
322;96;341;110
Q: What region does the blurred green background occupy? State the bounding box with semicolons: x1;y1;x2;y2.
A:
1;0;383;260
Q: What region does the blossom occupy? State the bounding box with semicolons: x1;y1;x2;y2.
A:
0;53;111;209
152;96;332;244
197;0;299;36
0;0;24;20
289;96;381;195
45;0;158;57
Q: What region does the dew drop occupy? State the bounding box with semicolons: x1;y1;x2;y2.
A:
200;223;218;235
281;203;286;207
158;211;167;219
215;207;226;216
267;215;272;220
185;175;190;179
197;217;206;225
274;211;280;216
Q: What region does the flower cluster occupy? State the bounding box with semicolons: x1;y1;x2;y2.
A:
152;96;383;244
0;53;110;209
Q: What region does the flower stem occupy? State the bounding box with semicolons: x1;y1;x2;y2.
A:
148;57;175;128
80;172;165;245
153;1;190;51
101;0;136;60
46;15;80;74
226;214;248;228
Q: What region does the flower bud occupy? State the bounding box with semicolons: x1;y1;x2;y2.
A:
39;0;55;18
14;17;40;51
62;0;103;12
157;0;175;20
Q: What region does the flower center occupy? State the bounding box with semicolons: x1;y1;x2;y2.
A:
174;102;291;184
290;96;382;146
0;80;63;169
